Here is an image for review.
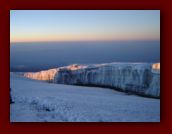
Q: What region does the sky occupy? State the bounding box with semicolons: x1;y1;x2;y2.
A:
10;10;160;42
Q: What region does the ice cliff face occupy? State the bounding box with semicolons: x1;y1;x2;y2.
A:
24;69;58;82
23;64;86;82
145;63;160;97
152;63;160;73
23;63;160;98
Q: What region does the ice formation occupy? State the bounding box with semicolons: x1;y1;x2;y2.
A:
24;69;58;82
22;63;160;98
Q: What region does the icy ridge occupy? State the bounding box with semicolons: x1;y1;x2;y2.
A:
24;68;58;82
55;63;160;98
23;63;160;98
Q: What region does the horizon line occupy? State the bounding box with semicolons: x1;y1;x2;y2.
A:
10;39;160;44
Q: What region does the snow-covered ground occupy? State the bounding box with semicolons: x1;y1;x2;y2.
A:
10;73;160;122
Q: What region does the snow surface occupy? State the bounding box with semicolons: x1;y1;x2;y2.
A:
10;73;160;122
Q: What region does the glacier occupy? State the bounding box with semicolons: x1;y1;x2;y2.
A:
23;63;160;98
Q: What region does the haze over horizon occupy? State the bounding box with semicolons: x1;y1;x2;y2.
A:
10;10;160;72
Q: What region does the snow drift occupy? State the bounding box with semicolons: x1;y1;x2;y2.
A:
23;63;160;98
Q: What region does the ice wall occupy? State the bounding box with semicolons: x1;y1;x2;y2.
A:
55;63;160;98
152;63;160;73
24;69;58;82
23;63;160;98
23;64;86;82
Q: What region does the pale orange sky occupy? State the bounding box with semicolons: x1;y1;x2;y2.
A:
10;10;160;43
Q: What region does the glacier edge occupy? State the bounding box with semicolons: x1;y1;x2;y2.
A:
22;63;160;98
